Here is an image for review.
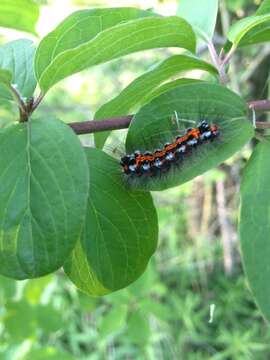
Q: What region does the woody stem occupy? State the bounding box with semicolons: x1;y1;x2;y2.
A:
68;100;270;135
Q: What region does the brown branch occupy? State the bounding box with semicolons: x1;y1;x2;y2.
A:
9;84;28;122
249;100;270;129
69;115;133;134
255;121;270;129
67;100;270;135
248;100;270;112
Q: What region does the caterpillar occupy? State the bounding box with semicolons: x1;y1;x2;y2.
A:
120;120;220;177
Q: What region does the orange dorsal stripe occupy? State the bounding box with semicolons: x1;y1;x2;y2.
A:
130;124;218;168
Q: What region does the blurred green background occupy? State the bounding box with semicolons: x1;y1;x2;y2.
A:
1;0;270;359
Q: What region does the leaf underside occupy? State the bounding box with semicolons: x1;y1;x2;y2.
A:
177;0;219;41
0;39;36;101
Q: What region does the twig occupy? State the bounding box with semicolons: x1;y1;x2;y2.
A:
218;0;237;88
219;0;242;93
69;115;133;134
255;121;270;129
197;34;225;56
31;93;45;113
207;41;228;84
208;41;221;69
66;99;270;135
248;100;270;112
220;46;236;69
9;84;28;122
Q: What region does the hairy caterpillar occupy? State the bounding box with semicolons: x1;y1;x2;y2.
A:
120;120;220;177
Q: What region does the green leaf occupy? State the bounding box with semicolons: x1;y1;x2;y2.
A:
35;8;154;85
0;0;39;35
35;8;196;93
177;0;219;41
78;293;98;311
94;55;218;148
0;69;12;100
139;78;203;111
23;348;75;360
239;140;270;322
126;311;150;344
256;0;270;15
23;275;53;305
125;83;254;191
127;261;157;297
64;148;158;296
0;39;37;101
99;305;128;337
105;289;130;306
227;14;270;48
0;69;12;85
36;304;65;332
4;300;36;341
0;118;89;280
0;275;16;303
141;299;170;321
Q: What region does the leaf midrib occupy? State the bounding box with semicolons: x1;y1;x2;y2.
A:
37;16;194;90
26;121;35;273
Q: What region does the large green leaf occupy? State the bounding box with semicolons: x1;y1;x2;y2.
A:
35;8;154;85
177;0;219;41
64;148;158;296
0;117;89;280
125;83;254;191
0;69;14;105
0;39;36;101
239;139;270;322
227;14;270;48
0;0;39;35
140;78;203;107
256;0;270;15
35;8;196;93
94;55;218;148
0;69;12;88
